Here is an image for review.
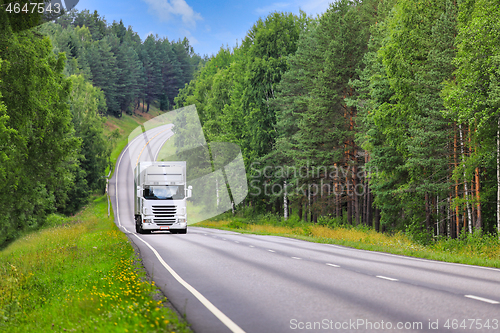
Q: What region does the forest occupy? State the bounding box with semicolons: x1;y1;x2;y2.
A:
1;0;499;248
0;6;201;247
174;0;500;241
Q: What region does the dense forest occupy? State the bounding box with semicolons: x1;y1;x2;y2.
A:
1;0;499;247
0;6;201;247
175;0;500;241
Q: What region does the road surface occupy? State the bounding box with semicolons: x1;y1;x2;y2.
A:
109;124;500;333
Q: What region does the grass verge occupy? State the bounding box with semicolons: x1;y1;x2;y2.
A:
195;214;500;268
0;195;191;332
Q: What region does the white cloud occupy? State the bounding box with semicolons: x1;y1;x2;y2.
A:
142;0;203;28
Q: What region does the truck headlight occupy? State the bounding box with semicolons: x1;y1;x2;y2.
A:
178;218;186;223
143;218;152;224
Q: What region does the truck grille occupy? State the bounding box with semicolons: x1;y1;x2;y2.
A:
152;205;176;225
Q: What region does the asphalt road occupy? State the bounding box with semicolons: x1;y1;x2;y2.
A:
109;124;500;333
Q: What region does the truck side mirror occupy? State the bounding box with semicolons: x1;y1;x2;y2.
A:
187;185;192;198
137;186;141;198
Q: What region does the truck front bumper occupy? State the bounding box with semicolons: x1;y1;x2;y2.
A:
141;221;187;231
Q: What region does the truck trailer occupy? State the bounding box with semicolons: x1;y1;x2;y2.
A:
134;161;192;234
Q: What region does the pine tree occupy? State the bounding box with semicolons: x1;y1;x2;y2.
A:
86;37;120;115
372;0;458;234
140;35;163;112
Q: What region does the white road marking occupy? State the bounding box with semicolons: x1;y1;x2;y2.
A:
234;241;239;243
326;263;340;268
133;235;246;333
268;250;275;253
249;245;255;248
376;275;398;282
464;295;499;304
291;257;302;260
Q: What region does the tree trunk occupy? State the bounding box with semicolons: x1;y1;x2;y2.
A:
353;165;359;225
284;180;288;221
313;194;317;223
366;188;372;228
298;198;303;221
347;198;352;225
335;183;340;218
458;124;472;233
436;195;439;236
425;192;431;231
308;186;311;223
475;167;481;229
303;194;308;222
446;194;453;237
469;130;477;229
374;208;380;232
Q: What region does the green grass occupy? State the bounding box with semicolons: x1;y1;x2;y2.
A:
195;214;500;268
0;195;191;332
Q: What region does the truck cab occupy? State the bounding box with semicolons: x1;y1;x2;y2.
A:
134;162;192;234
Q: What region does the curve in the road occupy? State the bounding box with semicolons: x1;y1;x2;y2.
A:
112;124;246;333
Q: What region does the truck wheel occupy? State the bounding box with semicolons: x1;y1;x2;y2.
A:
136;220;149;234
135;217;142;233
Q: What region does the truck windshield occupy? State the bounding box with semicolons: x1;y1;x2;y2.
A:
143;185;184;200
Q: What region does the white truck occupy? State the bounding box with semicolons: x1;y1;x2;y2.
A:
134;161;192;234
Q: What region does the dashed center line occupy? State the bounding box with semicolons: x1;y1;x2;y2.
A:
465;295;499;304
268;250;275;253
326;263;340;268
249;245;255;248
376;275;398;282
234;241;240;243
291;257;302;260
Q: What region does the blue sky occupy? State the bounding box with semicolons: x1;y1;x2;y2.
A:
75;0;333;57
